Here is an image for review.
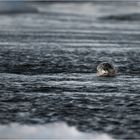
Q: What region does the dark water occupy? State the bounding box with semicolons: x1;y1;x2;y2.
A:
0;2;140;139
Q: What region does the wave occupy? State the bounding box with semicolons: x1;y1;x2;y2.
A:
99;13;140;21
0;2;38;14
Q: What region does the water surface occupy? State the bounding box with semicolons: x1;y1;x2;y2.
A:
0;2;140;139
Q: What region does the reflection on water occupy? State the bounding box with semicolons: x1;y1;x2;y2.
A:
0;122;114;140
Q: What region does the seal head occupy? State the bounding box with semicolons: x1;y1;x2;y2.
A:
97;62;116;77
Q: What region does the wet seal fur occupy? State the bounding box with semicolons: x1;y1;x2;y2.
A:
97;62;117;77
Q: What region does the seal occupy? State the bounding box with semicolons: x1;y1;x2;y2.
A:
97;62;116;77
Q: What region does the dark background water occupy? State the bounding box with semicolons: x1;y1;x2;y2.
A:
0;1;140;139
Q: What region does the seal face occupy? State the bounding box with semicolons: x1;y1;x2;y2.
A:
97;62;116;77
